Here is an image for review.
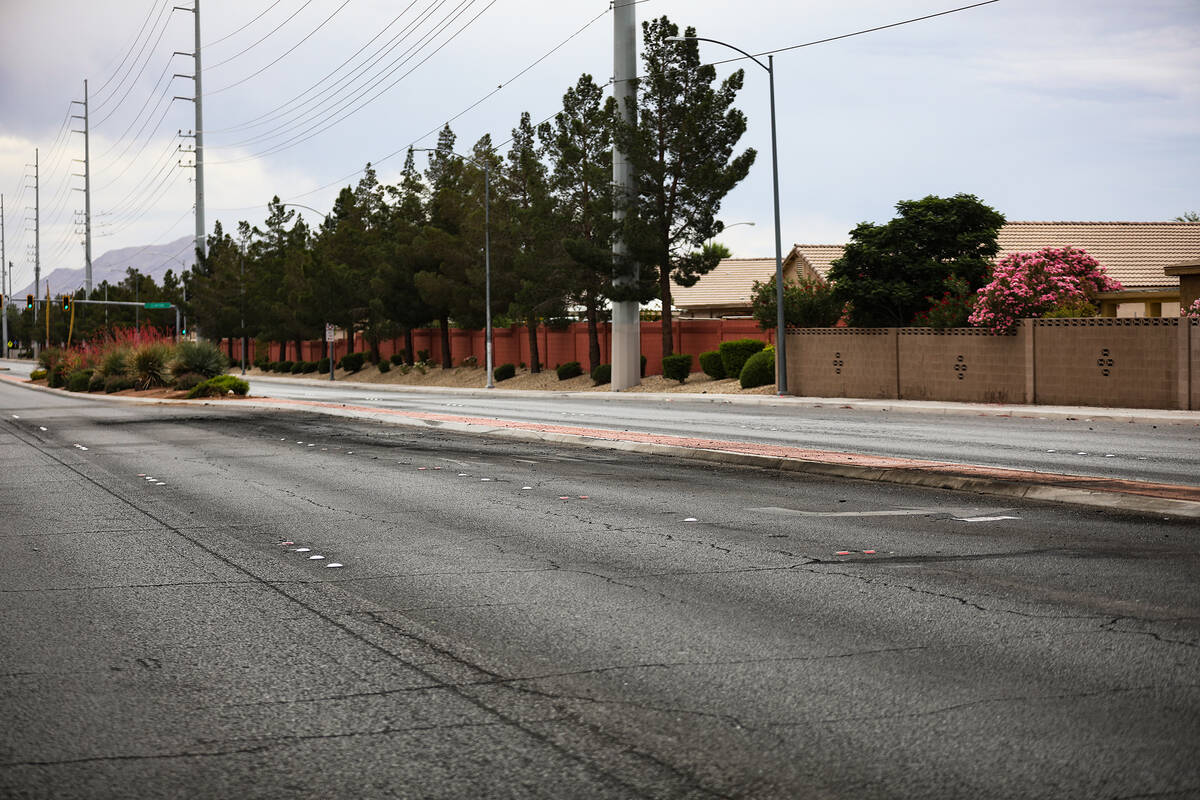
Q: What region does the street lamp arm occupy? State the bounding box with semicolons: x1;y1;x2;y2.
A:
666;35;769;73
278;202;328;221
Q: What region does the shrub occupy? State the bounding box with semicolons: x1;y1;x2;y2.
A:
493;363;516;382
104;375;135;393
911;274;976;329
171;340;228;378
969;247;1121;334
317;357;330;373
66;370;93;392
98;347;131;378
48;362;69;388
87;372;105;392
132;343;173;389
390;352;406;365
1042;300;1098;319
276;360;294;373
417;350;431;363
30;369;47;381
719;339;767;380
662;353;693;384
740;346;776;389
591;363;611;385
556;361;583;380
291;361;306;373
751;275;844;329
698;350;725;380
38;347;62;370
188;374;250;398
377;359;391;373
173;372;205;392
339;352;365;373
460;354;478;367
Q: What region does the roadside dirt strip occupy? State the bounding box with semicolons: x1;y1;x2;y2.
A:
6;374;1198;519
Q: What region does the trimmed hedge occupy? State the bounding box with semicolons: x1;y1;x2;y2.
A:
739;346;776;389
187;374;250;398
556;361;583;380
30;369;47;381
662;353;692;384
104;375;135;393
66;369;93;393
591;363;611;385
377;359;391;373
317;357;330;373
87;372;105;392
339;352;365;373
276;360;294;373
719;338;767;380
291;361;306;373
493;363;516;382
699;350;725;380
390;352;406;365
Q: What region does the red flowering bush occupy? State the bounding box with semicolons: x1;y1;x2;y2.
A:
1181;298;1200;319
911;275;975;329
968;247;1122;334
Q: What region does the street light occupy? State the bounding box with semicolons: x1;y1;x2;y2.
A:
412;147;494;389
666;35;788;395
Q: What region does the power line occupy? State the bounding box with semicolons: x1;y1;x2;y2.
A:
205;0;316;70
209;0;497;164
206;0;354;95
212;0;471;148
92;0;168;97
202;0;285;48
92;0;173;113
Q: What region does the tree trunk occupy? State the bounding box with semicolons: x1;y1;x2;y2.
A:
404;328;415;365
527;315;540;374
367;335;380;364
585;294;600;372
439;315;452;368
278;340;287;362
660;266;674;359
294;338;303;364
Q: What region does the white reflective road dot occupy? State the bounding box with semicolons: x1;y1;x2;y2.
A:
325;563;344;568
308;555;325;560
293;547;311;552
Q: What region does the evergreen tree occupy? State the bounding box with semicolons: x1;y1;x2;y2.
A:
615;16;757;358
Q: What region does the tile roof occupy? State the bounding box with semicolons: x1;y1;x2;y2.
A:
995;222;1200;288
674;222;1200;310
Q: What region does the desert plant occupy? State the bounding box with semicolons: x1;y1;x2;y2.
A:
172;372;205;392
98;346;131;378
662;353;693;384
556;361;583;380
460;354;478;368
698;350;725;379
48;362;69;388
30;369;47;381
66;369;93;392
132;342;173;389
719;339;767;379
188;374;250;398
591;363;611;385
87;372;105;392
739;346;775;389
37;347;62;370
171;340;228;379
104;375;135;393
493;363;516;382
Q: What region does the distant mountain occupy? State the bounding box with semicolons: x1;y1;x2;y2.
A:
12;235;196;298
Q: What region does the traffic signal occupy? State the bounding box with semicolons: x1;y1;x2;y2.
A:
62;295;71;312
25;295;33;310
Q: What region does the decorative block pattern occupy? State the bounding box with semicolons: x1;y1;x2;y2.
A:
1033;319;1179;408
786;329;898;399
898;329;1026;403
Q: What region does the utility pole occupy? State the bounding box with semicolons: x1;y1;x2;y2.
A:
611;0;639;390
71;80;93;294
173;0;206;267
1;195;7;358
26;149;39;323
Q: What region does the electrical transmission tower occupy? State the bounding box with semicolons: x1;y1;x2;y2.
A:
25;149;39;322
71;80;93;294
173;0;206;264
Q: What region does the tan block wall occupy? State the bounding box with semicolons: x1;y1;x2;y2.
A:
898;329;1027;404
786;329;898;399
1034;319;1180;409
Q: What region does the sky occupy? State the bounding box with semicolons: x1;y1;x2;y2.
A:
1;0;1198;294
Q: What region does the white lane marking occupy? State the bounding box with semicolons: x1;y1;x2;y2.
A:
514;459;539;464
521;486;532;490
954;515;1020;523
683;517;698;522
480;478;492;482
752;506;996;518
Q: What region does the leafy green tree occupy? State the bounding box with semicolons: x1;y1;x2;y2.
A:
827;194;1006;327
191;222;248;355
539;74;617;371
377;148;433;364
1175;211;1199;222
614;15;757;358
750;274;842;329
247;198;317;360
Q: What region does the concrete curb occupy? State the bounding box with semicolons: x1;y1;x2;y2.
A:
6;375;1198;519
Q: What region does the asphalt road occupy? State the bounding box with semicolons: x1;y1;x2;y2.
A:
242;375;1200;487
2;381;1198;799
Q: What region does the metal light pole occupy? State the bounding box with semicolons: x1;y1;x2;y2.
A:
666;36;788;395
412;148;494;389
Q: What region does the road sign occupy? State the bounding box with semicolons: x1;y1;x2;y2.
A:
143;302;172;309
325;323;335;342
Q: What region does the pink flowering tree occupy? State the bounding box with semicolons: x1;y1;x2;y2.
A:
968;247;1122;334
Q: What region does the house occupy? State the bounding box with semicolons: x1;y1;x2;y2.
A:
673;221;1200;318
